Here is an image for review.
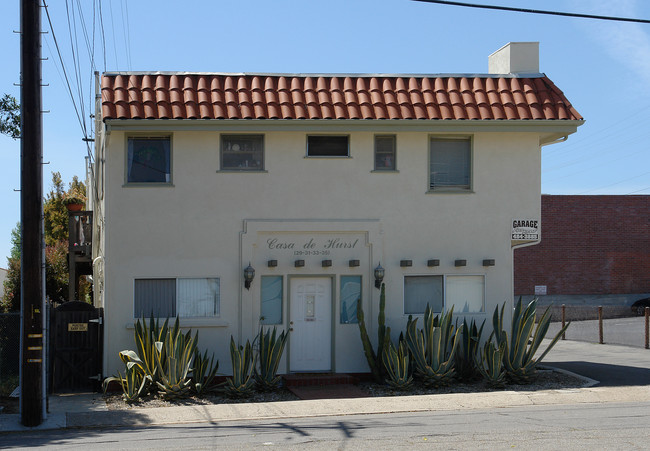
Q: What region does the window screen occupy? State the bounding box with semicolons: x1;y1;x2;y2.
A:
429;138;471;190
307;136;349;157
446;275;484;313
404;276;443;314
261;276;283;325
374;135;396;170
340;276;361;324
127;137;171;183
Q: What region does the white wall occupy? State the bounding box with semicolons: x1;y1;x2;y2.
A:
100;126;543;376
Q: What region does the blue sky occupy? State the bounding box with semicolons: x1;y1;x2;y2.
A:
1;0;650;264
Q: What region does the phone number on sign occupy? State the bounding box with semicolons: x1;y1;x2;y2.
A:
293;250;331;256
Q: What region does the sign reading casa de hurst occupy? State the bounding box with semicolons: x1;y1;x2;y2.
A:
511;219;540;241
263;235;362;257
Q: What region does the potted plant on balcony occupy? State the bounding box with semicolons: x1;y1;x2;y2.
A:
63;189;86;212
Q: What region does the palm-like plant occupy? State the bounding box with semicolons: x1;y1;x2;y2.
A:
255;326;288;391
493;297;570;383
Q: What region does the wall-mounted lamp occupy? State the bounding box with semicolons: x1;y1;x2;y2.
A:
322;259;332;267
427;259;440;267
349;259;360;267
374;263;385;289
454;259;467;267
294;259;305;267
244;262;255;290
400;260;412;267
267;259;278;268
482;259;495;267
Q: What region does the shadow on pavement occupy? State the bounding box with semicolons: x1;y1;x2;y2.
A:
547;361;650;387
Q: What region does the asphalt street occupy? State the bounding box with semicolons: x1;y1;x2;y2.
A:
2;401;650;450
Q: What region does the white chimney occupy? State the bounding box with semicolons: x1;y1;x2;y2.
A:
488;42;539;74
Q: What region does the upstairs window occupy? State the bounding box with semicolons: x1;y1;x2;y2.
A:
127;137;171;184
429;137;471;191
221;135;264;171
307;135;349;157
374;135;396;171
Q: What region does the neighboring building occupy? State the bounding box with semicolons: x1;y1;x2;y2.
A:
515;195;650;306
92;42;583;376
0;268;7;292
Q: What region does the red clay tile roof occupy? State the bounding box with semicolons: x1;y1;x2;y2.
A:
100;73;582;121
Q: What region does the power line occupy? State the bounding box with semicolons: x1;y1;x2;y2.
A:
411;0;650;24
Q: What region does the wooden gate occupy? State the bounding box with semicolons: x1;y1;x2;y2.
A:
50;301;103;392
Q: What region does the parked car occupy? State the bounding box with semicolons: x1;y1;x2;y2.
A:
631;297;650;316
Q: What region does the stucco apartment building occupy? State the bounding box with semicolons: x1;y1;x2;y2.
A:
91;42;583;376
515;195;650;308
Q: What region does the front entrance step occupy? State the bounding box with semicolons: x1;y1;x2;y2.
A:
282;373;358;387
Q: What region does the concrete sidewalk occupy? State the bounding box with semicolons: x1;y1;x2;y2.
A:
2;339;650;433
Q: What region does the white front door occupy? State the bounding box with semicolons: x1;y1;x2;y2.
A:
289;277;332;372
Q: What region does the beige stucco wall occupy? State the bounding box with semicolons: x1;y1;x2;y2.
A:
99;125;550;376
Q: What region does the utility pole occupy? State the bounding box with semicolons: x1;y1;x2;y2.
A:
20;0;44;427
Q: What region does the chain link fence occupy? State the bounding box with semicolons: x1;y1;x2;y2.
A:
0;313;20;394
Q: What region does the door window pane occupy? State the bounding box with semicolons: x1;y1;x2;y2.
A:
261;276;283;325
127;137;171;183
446;275;484;313
340;276;361;324
404;276;443;314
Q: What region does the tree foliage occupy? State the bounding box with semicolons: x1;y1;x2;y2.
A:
0;94;20;140
1;173;88;312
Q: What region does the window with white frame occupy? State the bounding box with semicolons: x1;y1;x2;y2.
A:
307;135;349;157
221;135;264;170
127;137;171;184
404;276;443;314
134;278;220;318
374;135;396;170
429;137;471;191
446;275;484;313
404;275;484;314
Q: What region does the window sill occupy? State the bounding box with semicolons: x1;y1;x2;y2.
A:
216;169;268;173
371;169;399;173
426;188;474;194
122;182;174;188
126;318;229;329
304;156;352;159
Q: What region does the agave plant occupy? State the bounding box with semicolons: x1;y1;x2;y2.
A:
191;348;219;395
493;297;570;384
356;283;388;383
255;326;289;391
454;318;485;381
474;340;506;387
405;305;460;387
224;337;257;397
382;333;413;390
154;318;197;399
103;352;151;402
134;315;171;384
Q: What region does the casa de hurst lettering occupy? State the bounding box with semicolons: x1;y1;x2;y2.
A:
266;236;360;254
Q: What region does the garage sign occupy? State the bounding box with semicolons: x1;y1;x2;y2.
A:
511;219;540;242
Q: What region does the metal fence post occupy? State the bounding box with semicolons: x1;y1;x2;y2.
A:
598;306;604;344
645;307;650;349
561;304;566;340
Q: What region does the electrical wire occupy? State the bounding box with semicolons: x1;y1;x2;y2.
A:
411;0;650;24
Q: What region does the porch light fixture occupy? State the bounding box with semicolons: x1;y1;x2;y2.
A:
267;259;278;268
400;260;412;267
427;259;440;267
483;259;495;267
349;259;360;267
244;262;255;290
374;263;385;289
455;259;467;267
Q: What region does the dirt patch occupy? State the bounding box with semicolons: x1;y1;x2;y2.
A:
103;368;586;410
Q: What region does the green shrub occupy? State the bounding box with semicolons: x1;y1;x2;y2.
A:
454;318;485;382
255;326;288;391
382;333;413;390
356;283;388;383
224;337;257;397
